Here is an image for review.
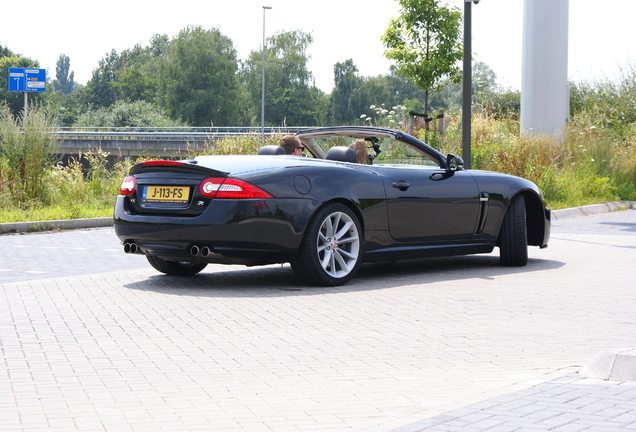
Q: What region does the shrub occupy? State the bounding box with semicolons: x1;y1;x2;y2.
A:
0;104;57;206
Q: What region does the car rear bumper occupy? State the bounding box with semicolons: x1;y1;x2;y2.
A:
113;195;318;265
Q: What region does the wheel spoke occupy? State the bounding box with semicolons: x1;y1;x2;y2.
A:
323;217;334;239
320;249;332;271
330;213;341;235
318;231;329;243
336;233;358;245
334;220;353;241
333;250;351;272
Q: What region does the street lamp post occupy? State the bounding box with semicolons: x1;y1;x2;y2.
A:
462;0;479;170
261;6;272;141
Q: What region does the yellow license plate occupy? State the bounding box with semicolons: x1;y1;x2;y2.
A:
142;185;190;203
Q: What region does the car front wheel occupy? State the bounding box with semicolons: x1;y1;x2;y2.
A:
499;194;528;266
291;203;362;286
146;255;208;276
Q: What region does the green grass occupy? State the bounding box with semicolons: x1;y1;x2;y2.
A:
0;203;113;223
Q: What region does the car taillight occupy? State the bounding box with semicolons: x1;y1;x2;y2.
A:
199;178;274;199
120;175;136;195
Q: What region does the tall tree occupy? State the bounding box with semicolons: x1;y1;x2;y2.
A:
81;49;120;109
329;60;363;124
352;76;393;119
428;61;498;109
157;25;243;126
0;44;14;58
52;54;76;95
242;30;327;126
111;42;163;103
385;65;425;106
382;0;463;117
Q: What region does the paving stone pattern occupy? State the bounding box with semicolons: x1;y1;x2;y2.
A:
0;209;635;431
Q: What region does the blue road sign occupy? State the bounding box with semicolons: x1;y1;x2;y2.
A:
8;68;46;92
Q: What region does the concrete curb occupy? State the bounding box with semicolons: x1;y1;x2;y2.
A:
0;201;633;235
0;217;113;234
579;348;636;382
551;201;634;221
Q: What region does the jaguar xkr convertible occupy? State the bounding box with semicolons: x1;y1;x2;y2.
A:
114;126;550;286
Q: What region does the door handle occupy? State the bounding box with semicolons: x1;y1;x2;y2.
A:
392;181;410;191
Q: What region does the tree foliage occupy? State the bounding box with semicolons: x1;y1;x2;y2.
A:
157;26;243;126
0;44;14;58
242;30;327;126
52;54;76;95
329;60;363;124
74;100;181;127
1;20;507;129
428;61;498;109
80;50;120;109
328;61;426;125
382;0;463;115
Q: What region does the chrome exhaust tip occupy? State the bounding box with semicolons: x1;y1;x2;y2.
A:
123;242;138;254
190;245;200;257
201;246;211;257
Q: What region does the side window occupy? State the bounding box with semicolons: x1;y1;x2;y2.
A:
372;138;439;167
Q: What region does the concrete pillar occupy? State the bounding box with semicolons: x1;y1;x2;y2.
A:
520;0;569;138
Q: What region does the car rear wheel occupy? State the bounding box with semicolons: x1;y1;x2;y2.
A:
499;195;528;266
146;255;208;276
291;203;362;286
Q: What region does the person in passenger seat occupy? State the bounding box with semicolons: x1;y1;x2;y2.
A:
349;140;370;164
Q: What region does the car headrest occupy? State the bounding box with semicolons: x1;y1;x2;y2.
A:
325;146;357;163
257;145;287;155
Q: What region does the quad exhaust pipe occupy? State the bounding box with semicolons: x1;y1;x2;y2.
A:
190;245;211;257
123;241;210;257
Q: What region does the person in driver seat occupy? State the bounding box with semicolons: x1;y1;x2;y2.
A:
279;135;305;156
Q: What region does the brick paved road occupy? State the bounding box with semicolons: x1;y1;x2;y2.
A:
1;208;635;431
0;228;147;284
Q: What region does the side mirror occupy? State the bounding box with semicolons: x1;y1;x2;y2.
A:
446;154;464;171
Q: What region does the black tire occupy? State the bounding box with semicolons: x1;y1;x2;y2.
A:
499;195;528;266
291;203;363;286
146;255;208;276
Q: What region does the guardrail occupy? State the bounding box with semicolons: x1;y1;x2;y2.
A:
53;126;312;141
52;127;314;162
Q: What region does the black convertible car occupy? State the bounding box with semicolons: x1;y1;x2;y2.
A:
114;126;550;286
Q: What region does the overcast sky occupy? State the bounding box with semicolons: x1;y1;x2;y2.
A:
2;0;635;93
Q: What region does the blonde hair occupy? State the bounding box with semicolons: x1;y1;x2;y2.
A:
349;140;369;164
